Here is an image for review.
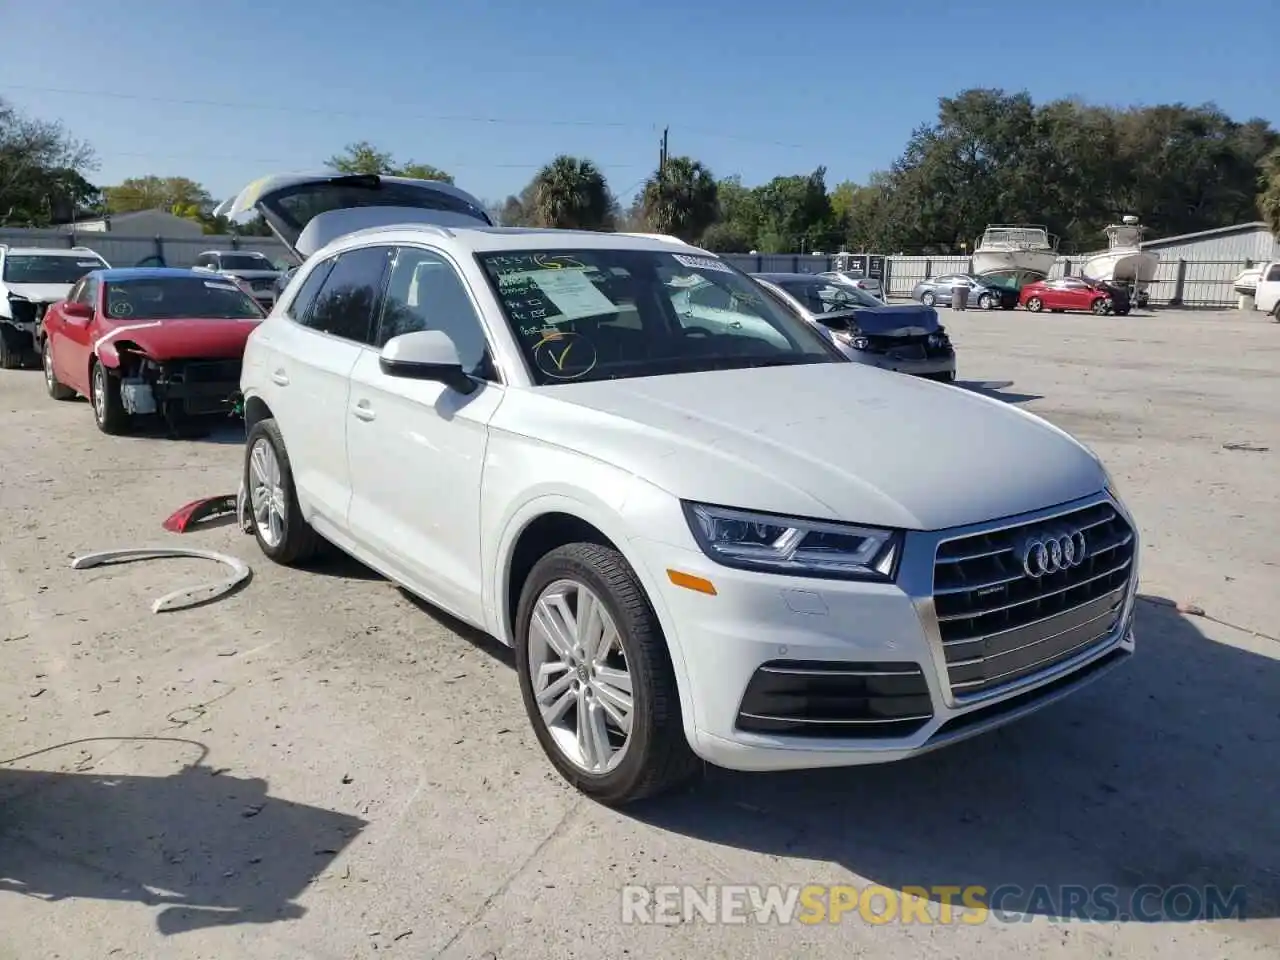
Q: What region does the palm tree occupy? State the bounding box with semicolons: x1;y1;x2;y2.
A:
529;155;613;230
640;156;719;243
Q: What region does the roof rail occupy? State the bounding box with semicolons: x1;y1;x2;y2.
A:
70;245;100;253
617;232;692;246
347;222;456;241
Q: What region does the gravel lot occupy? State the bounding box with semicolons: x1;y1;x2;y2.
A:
2;307;1277;959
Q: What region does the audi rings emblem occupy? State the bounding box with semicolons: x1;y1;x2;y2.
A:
1021;530;1087;578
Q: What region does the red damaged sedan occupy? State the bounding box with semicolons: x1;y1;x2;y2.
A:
41;267;266;435
1018;276;1132;316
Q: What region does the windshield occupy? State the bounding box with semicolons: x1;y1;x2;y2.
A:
218;253;274;271
3;254;106;285
103;277;265;321
476;249;841;384
776;277;883;313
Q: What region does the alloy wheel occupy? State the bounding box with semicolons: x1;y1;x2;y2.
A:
43;343;54;391
527;578;634;774
248;437;287;548
92;365;106;424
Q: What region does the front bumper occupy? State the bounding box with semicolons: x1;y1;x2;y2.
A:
848;351;957;378
638;489;1137;772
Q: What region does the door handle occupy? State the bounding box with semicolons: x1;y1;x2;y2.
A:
352;400;376;422
271;369;289;386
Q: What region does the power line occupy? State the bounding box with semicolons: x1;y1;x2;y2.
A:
89;148;645;170
1;83;809;150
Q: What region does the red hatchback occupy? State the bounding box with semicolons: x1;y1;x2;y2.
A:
41;267;266;435
1019;277;1130;315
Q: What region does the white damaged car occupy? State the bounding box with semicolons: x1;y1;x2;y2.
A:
0;244;110;368
220;172;1140;805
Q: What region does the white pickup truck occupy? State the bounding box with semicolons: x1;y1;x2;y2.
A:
1254;260;1280;319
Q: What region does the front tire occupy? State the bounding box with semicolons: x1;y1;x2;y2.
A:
1025;297;1044;312
43;339;75;400
0;325;30;370
1091;297;1113;315
244;418;319;565
920;291;936;307
515;542;698;806
90;360;129;434
978;293;994;310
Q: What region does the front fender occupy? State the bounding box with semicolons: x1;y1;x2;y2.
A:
486;475;700;755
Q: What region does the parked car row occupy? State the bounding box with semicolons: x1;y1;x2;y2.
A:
910;273;1133;315
4;171;1141;809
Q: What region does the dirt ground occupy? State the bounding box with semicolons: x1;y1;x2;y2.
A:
2;307;1277;960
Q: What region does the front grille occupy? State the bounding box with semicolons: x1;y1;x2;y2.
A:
931;501;1134;699
7;298;39;326
736;660;933;738
180;359;242;384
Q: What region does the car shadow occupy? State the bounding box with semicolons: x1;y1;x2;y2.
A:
397;589;516;669
302;541;388;582
0;740;367;936
956;379;1043;404
625;598;1280;923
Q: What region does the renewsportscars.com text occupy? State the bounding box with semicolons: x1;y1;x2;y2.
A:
620;883;1248;925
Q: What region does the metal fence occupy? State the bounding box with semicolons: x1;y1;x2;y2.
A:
0;227;297;270
720;252;1255;307
0;226;1257;307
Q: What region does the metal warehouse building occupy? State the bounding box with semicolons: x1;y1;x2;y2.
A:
1139;221;1279;263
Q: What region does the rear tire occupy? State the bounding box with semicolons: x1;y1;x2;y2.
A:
43;339;75;400
244;418;319;566
515;542;699;806
920;292;936;307
1025;297;1043;312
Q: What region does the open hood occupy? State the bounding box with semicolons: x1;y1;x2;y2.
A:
5;281;75;304
214;172;493;259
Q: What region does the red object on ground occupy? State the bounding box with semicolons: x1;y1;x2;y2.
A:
163;495;238;533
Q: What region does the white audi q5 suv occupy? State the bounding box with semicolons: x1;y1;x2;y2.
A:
220;172;1139;806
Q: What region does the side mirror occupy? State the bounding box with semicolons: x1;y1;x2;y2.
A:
63;301;93;322
379;330;476;394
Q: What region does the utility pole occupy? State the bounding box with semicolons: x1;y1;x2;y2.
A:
658;127;669;185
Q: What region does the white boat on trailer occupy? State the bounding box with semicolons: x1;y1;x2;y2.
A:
1080;216;1159;306
971;224;1059;280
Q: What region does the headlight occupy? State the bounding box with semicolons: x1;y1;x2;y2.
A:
833;330;871;350
682;502;901;581
927;330;950;348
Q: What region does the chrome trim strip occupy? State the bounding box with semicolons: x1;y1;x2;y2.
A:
943;592;1122;648
758;665;923;678
739;712;933;726
946;603;1119;667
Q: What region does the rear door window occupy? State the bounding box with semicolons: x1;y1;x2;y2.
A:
303;246;392;344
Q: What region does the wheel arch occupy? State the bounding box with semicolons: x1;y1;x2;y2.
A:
493;493;699;748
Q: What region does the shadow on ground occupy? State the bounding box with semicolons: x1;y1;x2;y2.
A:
957;379;1043;404
630;599;1280;925
0;739;366;935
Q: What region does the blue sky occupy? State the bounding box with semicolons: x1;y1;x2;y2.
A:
2;0;1275;207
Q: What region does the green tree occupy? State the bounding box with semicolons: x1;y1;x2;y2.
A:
639;155;719;242
0;97;98;226
1260;147;1280;237
104;175;212;214
326;140;453;182
526;155;613;230
753;167;837;253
